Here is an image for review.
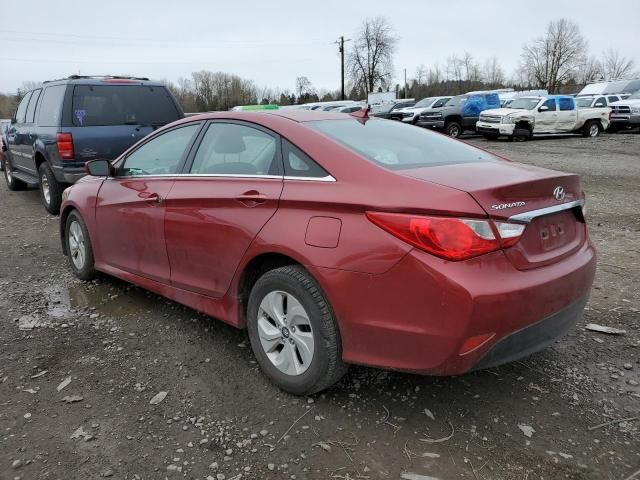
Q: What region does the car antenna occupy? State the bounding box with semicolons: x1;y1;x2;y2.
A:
349;105;370;123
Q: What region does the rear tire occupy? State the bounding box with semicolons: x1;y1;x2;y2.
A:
38;162;63;215
445;121;462;138
583;120;601;137
4;157;26;191
247;265;347;395
65;210;97;281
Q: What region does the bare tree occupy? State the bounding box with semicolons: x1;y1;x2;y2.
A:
461;51;481;83
295;76;315;101
576;56;603;85
601;48;636;80
414;64;427;87
347;17;398;95
445;55;463;82
483;56;505;87
521;18;587;92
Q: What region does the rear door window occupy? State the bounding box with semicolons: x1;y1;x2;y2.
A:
190;123;280;176
608;96;619;103
72;85;181;127
15;92;32;123
25;89;42;123
38;85;67;126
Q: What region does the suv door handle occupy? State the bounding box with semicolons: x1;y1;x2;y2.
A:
236;190;267;207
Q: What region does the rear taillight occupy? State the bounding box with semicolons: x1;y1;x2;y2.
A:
56;133;74;160
366;212;525;261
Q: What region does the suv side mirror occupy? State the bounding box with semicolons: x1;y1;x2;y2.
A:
538;105;549;112
85;159;113;177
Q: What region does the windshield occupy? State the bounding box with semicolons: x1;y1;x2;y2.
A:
507;98;541;110
576;98;594;107
444;96;466;107
72;85;181;127
414;97;435;108
308;118;496;170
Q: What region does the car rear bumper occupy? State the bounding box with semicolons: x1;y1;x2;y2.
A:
316;238;596;375
51;164;86;184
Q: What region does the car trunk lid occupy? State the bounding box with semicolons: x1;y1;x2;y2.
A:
401;161;587;270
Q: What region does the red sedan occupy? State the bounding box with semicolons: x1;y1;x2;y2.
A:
60;109;596;395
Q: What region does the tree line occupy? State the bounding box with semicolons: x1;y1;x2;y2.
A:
1;16;636;119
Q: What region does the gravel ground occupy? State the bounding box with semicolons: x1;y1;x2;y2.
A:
1;132;639;480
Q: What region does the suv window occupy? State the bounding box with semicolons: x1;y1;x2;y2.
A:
283;140;329;178
25;89;42;123
593;97;607;107
608;96;619;103
433;98;449;108
15;92;32;123
190;123;279;176
72;85;180;127
38;85;67;126
119;124;200;176
540;99;557;111
558;98;574;111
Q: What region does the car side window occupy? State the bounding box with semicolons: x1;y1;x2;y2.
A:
38;85;67;127
283;140;330;178
558;98;574;111
540;99;556;111
433;98;449;108
608;96;619;103
119;124;200;177
25;89;42;123
594;97;607;107
190;123;280;176
14;92;32;123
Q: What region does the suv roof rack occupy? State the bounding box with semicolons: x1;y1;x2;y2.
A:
43;75;150;84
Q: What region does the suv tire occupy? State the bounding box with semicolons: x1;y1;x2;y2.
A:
247;265;347;395
65;210;97;281
39;162;63;215
4;157;26;191
445;121;462;138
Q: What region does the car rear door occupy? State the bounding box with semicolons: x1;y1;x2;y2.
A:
164;120;284;297
94;123;201;283
556;97;577;131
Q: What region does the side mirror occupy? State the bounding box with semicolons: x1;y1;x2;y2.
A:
538;105;549;112
85;159;113;177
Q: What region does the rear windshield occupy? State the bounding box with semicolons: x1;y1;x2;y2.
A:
308;119;496;170
72;85;181;127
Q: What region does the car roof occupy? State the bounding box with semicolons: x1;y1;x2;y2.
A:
173;109;356;126
40;75;166;87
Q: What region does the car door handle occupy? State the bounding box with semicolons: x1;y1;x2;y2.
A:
142;192;163;205
236;190;267;207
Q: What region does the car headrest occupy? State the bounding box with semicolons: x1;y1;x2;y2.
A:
213;135;246;154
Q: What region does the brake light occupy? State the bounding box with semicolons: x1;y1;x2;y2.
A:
101;79;137;84
56;133;74;160
366;212;525;261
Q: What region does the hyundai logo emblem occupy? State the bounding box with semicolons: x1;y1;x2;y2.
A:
553;186;565;201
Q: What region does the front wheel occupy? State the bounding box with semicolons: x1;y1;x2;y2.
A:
583;120;601;137
445;121;462;138
4;157;26;191
65;210;97;281
39;162;63;215
247;265;347;395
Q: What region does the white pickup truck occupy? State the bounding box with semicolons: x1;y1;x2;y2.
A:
476;95;611;141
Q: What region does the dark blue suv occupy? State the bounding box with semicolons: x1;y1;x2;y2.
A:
2;75;184;214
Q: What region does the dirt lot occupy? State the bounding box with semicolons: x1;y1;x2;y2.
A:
1;132;639;480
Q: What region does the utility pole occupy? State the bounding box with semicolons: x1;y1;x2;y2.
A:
404;68;407;99
335;36;351;100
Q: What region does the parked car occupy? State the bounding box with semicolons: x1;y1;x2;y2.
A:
333;105;365;113
0;119;10;171
388;96;452;124
416;93;501;137
60;108;596;395
476;95;611;141
575;94;629;109
371;100;416;119
608;91;640;132
2;75;184;214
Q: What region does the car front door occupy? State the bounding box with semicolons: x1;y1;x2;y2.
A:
7;92;32;171
94;122;202;283
165;121;284;297
533;98;558;133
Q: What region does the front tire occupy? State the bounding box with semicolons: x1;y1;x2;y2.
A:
65;210;97;281
445;121;462;138
4;157;26;191
39;162;63;215
247;265;347;395
583;120;601;137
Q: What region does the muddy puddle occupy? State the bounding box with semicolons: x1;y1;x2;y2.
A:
44;281;159;319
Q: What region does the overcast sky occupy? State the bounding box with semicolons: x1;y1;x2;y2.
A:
1;0;638;94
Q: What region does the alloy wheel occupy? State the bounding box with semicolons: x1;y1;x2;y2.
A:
589;124;599;137
257;290;315;376
68;220;86;270
41;173;51;205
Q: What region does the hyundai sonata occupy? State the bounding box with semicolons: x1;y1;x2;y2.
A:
60;109;596;395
